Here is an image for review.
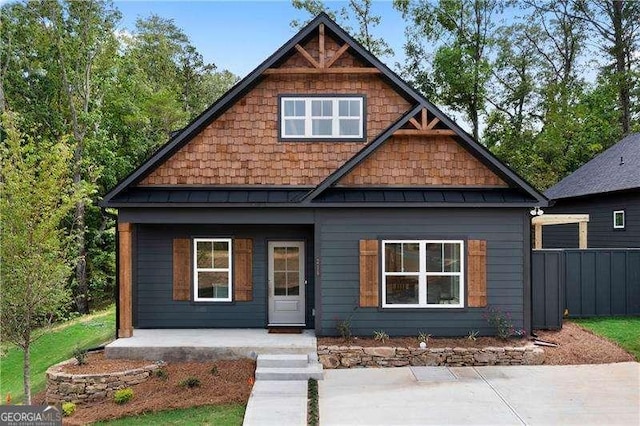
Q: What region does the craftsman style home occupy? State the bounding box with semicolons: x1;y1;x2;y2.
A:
102;14;547;338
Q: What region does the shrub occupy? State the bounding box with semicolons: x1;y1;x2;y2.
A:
62;402;76;417
467;330;479;341
336;317;352;342
113;388;134;404
417;331;431;344
154;368;168;380
373;330;389;343
73;348;88;365
484;307;520;340
179;377;201;388
210;365;219;376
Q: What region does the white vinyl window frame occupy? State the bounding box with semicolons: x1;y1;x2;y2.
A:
280;96;364;139
613;210;625;229
381;240;465;309
193;238;233;302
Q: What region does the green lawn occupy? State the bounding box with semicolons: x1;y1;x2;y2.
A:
574;316;640;360
94;404;245;425
0;305;116;403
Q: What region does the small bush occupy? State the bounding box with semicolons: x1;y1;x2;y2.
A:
467;330;479;341
154;368;168;380
179;377;201;388
336;317;352;342
484;307;517;340
373;330;389;343
73;348;88;365
113;388;134;404
417;331;431;344
62;402;76;417
210;365;219;376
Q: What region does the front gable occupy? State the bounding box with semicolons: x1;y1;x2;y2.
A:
103;13;547;207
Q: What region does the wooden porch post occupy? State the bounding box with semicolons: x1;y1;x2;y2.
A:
534;223;542;249
118;223;133;338
578;221;588;249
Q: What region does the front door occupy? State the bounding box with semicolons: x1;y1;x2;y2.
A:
268;241;305;325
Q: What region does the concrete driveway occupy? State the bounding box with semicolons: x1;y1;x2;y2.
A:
319;362;640;425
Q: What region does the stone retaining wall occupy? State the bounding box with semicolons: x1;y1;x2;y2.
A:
46;356;163;404
317;344;544;369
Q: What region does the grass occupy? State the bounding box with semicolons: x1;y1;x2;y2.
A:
308;379;319;426
0;305;116;403
93;404;246;425
574;316;640;360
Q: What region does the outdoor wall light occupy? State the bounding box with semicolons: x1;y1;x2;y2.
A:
530;207;544;216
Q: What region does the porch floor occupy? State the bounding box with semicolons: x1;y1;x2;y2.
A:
104;329;317;362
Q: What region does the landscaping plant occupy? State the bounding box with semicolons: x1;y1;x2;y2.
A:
336;317;353;342
417;331;432;344
62;402;76;417
210;365;219;376
113;388;134;404
154;368;168;380
484;307;525;339
373;330;389;343
73;348;88;365
467;330;479;341
179;377;201;388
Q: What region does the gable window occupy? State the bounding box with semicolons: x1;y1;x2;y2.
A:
382;240;464;308
280;96;364;139
194;238;232;301
613;210;625;229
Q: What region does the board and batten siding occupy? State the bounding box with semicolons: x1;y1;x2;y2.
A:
544;191;640;248
316;208;528;336
134;224;314;328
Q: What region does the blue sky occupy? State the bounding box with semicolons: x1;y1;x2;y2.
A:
113;1;408;77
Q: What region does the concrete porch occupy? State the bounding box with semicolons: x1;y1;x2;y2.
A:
104;329;317;362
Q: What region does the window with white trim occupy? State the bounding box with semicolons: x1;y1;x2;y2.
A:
194;238;232;301
382;240;464;308
613;210;625;229
281;96;364;139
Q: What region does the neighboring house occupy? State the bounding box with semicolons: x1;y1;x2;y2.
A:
544;133;640;248
102;14;547;338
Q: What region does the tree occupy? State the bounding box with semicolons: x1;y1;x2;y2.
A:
0;112;83;404
291;0;393;58
396;0;502;140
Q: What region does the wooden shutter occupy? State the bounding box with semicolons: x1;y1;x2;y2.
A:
359;240;379;307
467;240;487;307
233;239;253;302
173;238;191;301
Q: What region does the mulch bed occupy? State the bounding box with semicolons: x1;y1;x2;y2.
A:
60;352;151;374
41;353;255;425
534;321;634;365
318;335;528;348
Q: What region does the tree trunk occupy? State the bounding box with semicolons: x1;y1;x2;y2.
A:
74;197;89;314
22;343;31;405
612;0;630;134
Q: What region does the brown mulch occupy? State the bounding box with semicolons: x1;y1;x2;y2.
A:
534;321;635;365
318;335;528;348
58;356;255;425
60;352;152;374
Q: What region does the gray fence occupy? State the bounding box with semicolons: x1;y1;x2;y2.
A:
532;249;640;330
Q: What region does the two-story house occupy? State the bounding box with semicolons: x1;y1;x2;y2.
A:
102;13;547;338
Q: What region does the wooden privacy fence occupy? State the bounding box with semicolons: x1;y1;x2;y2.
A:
532;249;640;330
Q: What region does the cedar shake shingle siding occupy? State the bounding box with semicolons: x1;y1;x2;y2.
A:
338;136;508;187
139;35;411;187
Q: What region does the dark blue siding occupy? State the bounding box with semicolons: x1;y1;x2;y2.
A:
316;208;527;337
544;191;640;248
135;224;314;328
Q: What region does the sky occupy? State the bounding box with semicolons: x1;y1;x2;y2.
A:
113;0;409;77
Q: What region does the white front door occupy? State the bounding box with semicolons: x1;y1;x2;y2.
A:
268;241;305;325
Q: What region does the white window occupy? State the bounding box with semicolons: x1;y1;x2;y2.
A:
281;96;364;139
194;238;232;302
382;240;464;308
613;210;625;229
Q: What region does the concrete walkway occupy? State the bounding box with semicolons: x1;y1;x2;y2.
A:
320;362;640;425
243;380;308;426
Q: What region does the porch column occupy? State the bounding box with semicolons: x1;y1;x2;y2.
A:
118;223;133;338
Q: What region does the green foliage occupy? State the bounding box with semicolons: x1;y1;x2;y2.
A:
62;402;76;417
210;365;219;376
0;306;115;405
92;404;246;425
467;330;479;341
179;377;201;389
417;331;431;344
373;330;389;343
336;317;353;342
113;388;134;404
483;307;523;340
574;317;640;361
308;379;319;426
154;368;169;380
73;348;88;365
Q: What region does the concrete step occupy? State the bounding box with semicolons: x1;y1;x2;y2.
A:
257;354;309;369
255;364;324;381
